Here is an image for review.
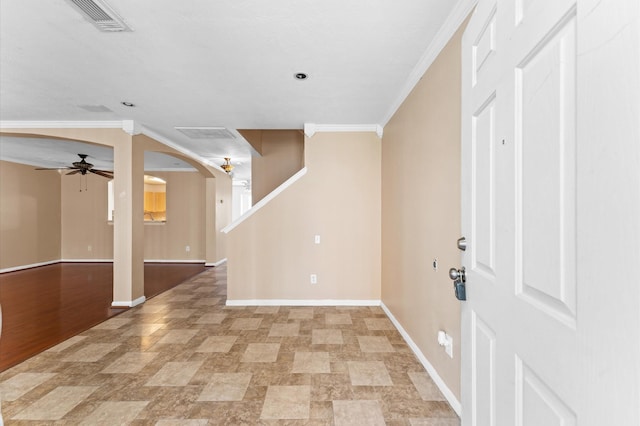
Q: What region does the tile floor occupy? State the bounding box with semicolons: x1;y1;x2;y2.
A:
0;265;460;425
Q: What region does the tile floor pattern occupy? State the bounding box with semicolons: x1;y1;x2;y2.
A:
0;266;460;425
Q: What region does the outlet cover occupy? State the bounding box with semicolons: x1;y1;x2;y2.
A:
310;274;317;284
445;336;453;358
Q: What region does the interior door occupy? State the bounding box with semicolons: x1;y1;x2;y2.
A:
460;0;640;425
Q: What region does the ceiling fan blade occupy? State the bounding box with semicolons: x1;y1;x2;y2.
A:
89;169;114;178
66;170;82;175
35;167;68;170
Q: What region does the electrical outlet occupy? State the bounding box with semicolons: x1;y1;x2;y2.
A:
445;337;453;358
314;235;321;244
438;331;454;358
88;245;92;252
185;245;190;252
310;274;317;284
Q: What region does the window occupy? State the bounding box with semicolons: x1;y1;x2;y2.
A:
107;175;167;222
143;175;166;221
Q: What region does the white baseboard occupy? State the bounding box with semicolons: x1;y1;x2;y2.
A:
381;302;462;416
226;299;381;307
206;258;227;267
60;259;206;263
112;295;146;308
2;259;207;273
0;260;59;274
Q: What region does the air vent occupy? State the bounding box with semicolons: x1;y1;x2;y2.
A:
78;104;113;112
175;127;237;140
66;0;132;32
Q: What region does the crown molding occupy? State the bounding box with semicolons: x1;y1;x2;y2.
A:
0;120;130;129
380;0;478;126
122;120;142;135
0;119;142;135
304;123;383;138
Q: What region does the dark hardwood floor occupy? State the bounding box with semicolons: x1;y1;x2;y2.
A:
0;262;208;372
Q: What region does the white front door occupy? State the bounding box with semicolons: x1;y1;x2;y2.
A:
460;0;640;425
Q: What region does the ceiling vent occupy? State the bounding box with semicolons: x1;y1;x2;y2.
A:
175;127;237;140
78;104;113;112
66;0;132;32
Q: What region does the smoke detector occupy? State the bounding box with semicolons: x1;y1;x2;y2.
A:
65;0;132;32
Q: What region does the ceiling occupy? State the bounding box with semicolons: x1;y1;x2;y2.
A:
0;0;463;182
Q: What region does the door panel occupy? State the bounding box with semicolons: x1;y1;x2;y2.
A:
516;14;577;326
472;5;497;88
472;94;497;278
462;0;639;425
516;358;577;426
472;313;496;426
462;1;639;425
462;0;579;425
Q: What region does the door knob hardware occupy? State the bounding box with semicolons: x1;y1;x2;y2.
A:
448;267;466;282
448;267;466;301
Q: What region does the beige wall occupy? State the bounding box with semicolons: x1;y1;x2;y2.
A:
61;172;113;259
241;130;305;203
226;131;381;301
143;171;205;260
381;23;466;399
1;129;232;270
0;161;61;269
215;174;232;261
3;165;222;264
60;170;212;261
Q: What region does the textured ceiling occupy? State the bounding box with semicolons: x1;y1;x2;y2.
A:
0;0;464;181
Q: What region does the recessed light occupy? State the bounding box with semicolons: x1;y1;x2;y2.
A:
121;101;135;107
294;73;308;80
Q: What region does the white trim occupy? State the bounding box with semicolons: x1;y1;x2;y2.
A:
0;120;129;130
143;168;198;172
380;0;478;126
381;302;462;416
122;120;142;135
226;299;381;307
53;259;207;264
0;260;59;274
112;295;146;308
222;167;308;233
206;258;227;267
304;123;383;138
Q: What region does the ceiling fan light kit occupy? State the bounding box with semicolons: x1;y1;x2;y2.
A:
35;153;114;178
221;158;234;174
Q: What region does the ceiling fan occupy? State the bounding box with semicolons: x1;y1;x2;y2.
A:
35;154;114;178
